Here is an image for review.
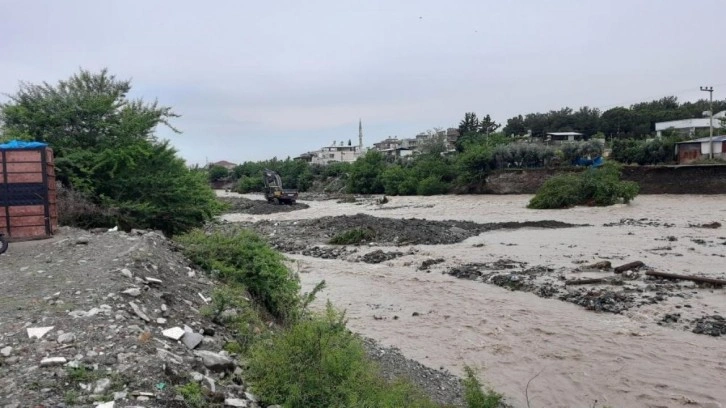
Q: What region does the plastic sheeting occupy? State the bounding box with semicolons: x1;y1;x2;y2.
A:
0;140;48;150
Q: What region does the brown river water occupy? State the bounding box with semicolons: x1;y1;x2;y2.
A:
221;193;726;408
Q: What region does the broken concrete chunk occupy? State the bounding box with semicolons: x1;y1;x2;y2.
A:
122;288;142;297
40;357;67;366
162;327;185;341
96;401;115;408
94;378;112;394
224;398;248;407
156;348;183;365
120;268;133;279
182;332;203;350
1;346;12;357
194;350;235;372
129;302;150;322
27;326;54;339
156;318;167;325
57;333;76;344
145;277;162;285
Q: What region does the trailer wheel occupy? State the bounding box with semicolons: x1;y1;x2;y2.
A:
0;235;7;255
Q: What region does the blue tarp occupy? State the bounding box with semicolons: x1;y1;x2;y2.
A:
0;140;48;150
573;156;605;168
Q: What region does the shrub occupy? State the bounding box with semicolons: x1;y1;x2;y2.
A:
56;183;117;229
528;164;639;209
177;382;206;408
247;305;441;408
177;229;301;321
462;366;503;408
329;227;377;245
417;176;449;196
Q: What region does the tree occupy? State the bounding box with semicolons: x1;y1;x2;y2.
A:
502;115;526;137
208;165;230;182
347;151;386;194
458;112;480;135
0;69;220;235
478;114;500;135
600;107;636;138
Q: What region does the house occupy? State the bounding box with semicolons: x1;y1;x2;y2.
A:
445;128;460;151
655;111;725;137
545;132;586;143
209;160;237;170
675;135;726;164
299;120;367;165
372;137;401;152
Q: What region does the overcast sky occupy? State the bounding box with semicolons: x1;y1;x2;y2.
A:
1;0;725;165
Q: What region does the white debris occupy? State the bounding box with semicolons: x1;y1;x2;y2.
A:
162;327;185;341
27;326;54;339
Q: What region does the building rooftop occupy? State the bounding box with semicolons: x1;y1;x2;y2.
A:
676;135;726;144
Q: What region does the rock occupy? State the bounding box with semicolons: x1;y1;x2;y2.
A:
86;307;102;317
224;398;248;407
96;402;114;408
122;288;142;297
94;378;112;394
57;333;76;344
129;302;150;322
75;237;90;245
0;346;12;357
156;348;184;365
40;357;67;366
113;391;127;400
145;277;162;285
182;332;203;349
190;371;205;382
156;317;167;324
69;310;88;318
195;350;235;372
120;268;133;279
162;327;185;340
27;326;54;339
244;392;258;402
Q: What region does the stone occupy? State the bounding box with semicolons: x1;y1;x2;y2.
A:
156;348;183;365
145;277;162;285
96;402;115;408
40;357;67;366
86;307;102;317
94;378;112;394
0;346;12;357
162;327;185;341
27;326;54;339
57;333;76;344
181;332;203;350
190;371;205;382
113;391;128;400
129;302;150;322
224;398;248;407
156;318;167;324
244;392;258;402
195;350;235;372
75;237;90;245
120;268;133;279
122;288;142;297
183;325;194;333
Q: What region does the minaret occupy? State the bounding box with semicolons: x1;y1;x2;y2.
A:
358;118;363;150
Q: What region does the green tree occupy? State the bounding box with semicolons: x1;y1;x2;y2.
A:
458;112;480;135
0;69;219;235
478;114;500;135
503;114;526;137
208;165;230;182
347;151;386;194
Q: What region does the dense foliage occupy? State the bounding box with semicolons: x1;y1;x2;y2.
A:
501;96;726;139
528;164;639;209
177;229;301;321
232;157;314;193
610;136;684;165
0;69;220;235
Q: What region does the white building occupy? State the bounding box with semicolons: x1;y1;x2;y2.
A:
655;111;725;137
298;120;367;165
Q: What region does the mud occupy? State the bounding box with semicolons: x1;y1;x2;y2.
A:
218;196;309;214
220;192;726;408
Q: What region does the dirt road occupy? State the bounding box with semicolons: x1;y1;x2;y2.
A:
221;192;726;408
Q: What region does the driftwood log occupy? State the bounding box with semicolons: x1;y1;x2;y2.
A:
565;278;611;285
614;261;644;273
645;271;726;286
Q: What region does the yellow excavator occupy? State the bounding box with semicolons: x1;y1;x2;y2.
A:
262;169;298;205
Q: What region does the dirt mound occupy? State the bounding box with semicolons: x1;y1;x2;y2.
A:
0;227;257;406
219;196;309;214
228;214;581;253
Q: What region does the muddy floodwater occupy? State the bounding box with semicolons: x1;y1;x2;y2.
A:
220;193;726;408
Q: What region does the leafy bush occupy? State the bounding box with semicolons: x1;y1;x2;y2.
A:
177;382;206;408
462;366;503;408
528;164;639;209
329;227;377;245
56;183;117;229
247;305;441;408
177;229;301;321
490;143;556;169
417;176;449;195
610;137;681;165
348;151;386;194
559;140;604;163
208;165;230;182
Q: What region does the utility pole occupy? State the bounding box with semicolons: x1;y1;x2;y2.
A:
700;86;714;159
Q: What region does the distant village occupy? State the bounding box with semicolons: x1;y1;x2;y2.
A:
209;109;726;169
